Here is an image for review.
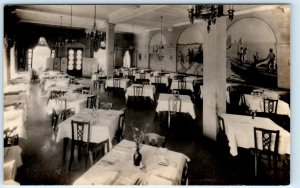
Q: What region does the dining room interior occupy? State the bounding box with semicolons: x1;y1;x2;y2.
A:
3;4;291;185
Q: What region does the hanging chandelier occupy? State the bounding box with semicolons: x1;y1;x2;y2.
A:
86;5;103;42
65;5;75;44
129;24;135;50
188;5;235;33
158;16;165;50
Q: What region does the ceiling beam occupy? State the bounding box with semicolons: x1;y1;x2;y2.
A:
108;5;166;24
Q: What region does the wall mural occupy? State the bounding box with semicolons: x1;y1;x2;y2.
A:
227;18;277;87
176;43;203;75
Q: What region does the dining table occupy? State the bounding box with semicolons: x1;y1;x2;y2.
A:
73;139;190;185
125;84;156;101
56;108;124;151
219;113;290;157
149;76;169;86
240;94;291;117
170;80;194;92
45;93;94;115
156;93;196;119
105;78;130;91
4;109;27;139
4;146;23;182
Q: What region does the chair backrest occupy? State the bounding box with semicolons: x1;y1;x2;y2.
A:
263;98;278;114
50;90;65;99
4;127;19;147
56;98;67;111
133;85;143;96
113;78;121;88
178;80;186;90
143;133;165;147
172;90;179;97
71;120;91;143
99;102;113;110
141;80;150;85
254;127;279;154
155;76;161;83
82;89;91;95
89;138;110;166
140;73;145;79
217;115;226;135
181;160;189;185
87;95;97;108
61;108;75;121
168;97;182;114
115;108;127;143
251;91;263;96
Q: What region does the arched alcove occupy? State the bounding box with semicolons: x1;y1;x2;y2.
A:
149;32;167;66
176;26;205;75
226;17;277;86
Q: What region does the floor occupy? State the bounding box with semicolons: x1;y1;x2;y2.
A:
14;79;290;185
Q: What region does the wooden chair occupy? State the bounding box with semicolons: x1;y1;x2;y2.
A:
130;85;144;106
181;160;190;185
251;90;263;96
4;127;19;147
168;97;182;128
114;108;126;143
89;138;110;166
111;78;122;96
69;120;91;171
254;127;280;177
143;133;165;147
82;89;91;95
263;98;278;114
98;102;113;110
86;95;97;108
51;109;59;130
61;108;75;121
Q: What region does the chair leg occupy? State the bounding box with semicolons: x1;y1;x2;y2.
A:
69;142;75;171
254;151;258;177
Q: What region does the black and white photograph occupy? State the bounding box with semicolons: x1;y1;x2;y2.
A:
3;3;295;186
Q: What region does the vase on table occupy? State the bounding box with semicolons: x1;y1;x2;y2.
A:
133;148;142;166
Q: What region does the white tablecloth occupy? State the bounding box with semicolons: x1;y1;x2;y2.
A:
4;146;23;181
46;84;86;93
73;139;190;185
149;76;169;86
4;83;30;95
56;108;123;148
134;73;151;80
46;93;92;115
170;80;194;92
219;113;290;156
4;109;27;139
240;94;291;117
105;78;130;91
156;93;196;119
125;84;156;101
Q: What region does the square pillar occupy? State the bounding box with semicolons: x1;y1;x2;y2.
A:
105;23;115;76
203;17;227;141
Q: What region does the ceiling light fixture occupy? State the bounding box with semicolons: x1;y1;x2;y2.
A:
86;5;103;42
188;5;235;33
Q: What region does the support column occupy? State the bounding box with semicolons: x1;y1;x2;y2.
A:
203;17;227;141
105;23;115;76
3;35;10;85
276;43;290;89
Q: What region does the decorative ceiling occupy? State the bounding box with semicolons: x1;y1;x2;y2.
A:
11;4;286;34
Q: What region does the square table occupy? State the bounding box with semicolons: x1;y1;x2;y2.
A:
45;93;94;115
125;84;156;101
240;94;290;117
156;93;195;119
4;109;27;139
73;139;190;185
170;80;194;92
219;113;290;156
56;108;124;149
149;76;169;86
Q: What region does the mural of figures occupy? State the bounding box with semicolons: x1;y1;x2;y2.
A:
227;18;277;87
176;43;203;75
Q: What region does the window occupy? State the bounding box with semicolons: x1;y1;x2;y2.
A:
27;49;33;69
67;48;83;71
